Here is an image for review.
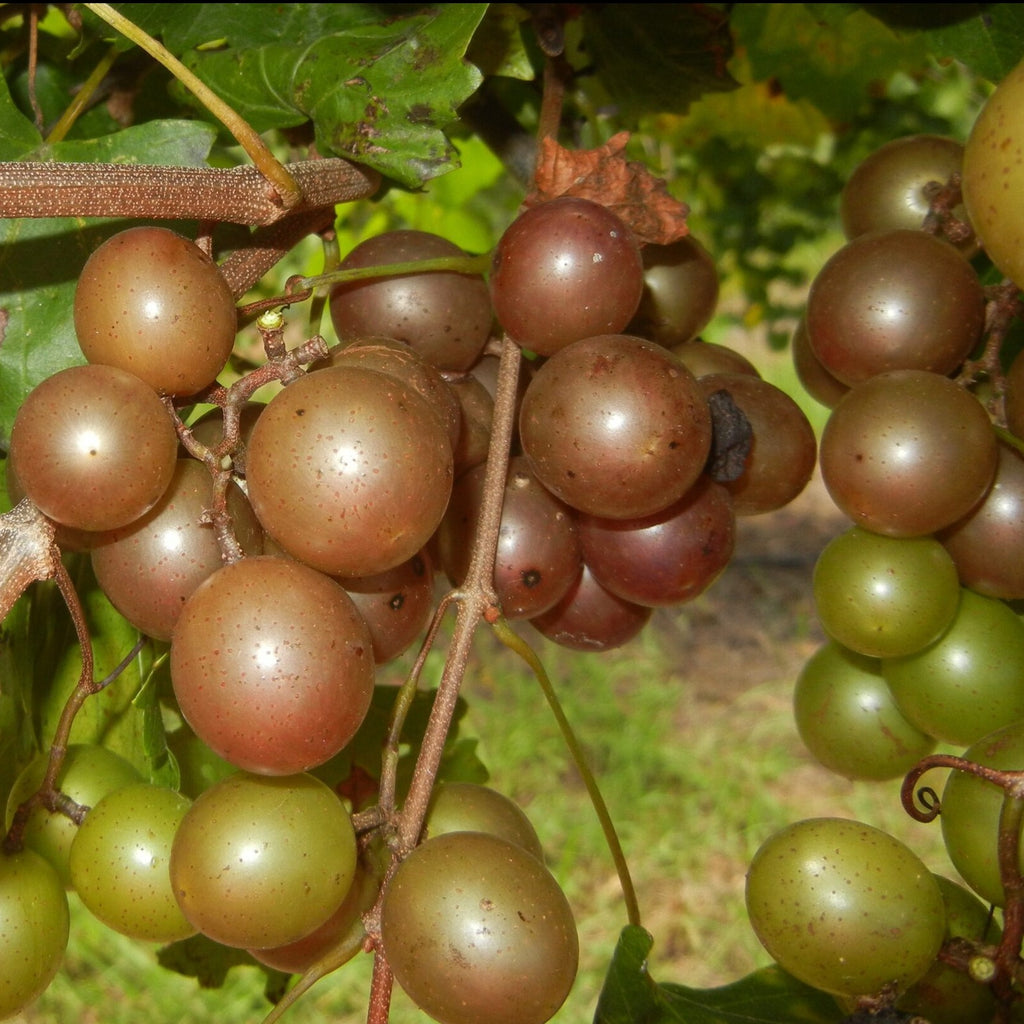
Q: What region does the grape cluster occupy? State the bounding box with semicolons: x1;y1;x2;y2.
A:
746;67;1024;1020
1;176;820;1022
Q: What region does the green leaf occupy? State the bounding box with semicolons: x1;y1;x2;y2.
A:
580;5;739;120
734;4;931;121
111;3;490;187
595;926;843;1024
157;933;282;991
917;5;1024;84
0;119;216;446
0;74;43;154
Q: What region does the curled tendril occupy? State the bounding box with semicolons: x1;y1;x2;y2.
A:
902;753;1024;823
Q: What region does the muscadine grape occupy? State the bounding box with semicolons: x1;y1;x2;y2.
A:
8;364;178;532
423;783;544;861
4;744;141;888
170;556;375;776
940;720;1024;906
381;831;578;1024
882;588;1024;746
962;57;1024;288
518;334;712;519
73;225;237;396
819;370;998;538
812;527;960;658
90;458;264;642
629;235;719;346
0;849;69;1019
794;641;935;781
68;782;194;942
244;365;453;577
841;135;975;251
745;817;946;998
170;772;357;950
329;231;492;372
805;231;984;386
490;197;643;357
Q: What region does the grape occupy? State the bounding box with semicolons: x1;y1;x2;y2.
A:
518;334;712;519
896;875;1000;1024
91;458;264;642
529;563;651;652
170;555;375;776
437;455;582;620
804;229;984;386
882;588;1024;746
745;817;946;998
328;230;492;372
423;783;545;861
962;57;1024;288
316;338;461;452
336;550;435;664
68;782;194;942
8;363;178;532
670;338;759;379
73;225;238;396
244;364;454;577
248;857;379;973
170;772;357;950
840;134;975;250
577;474;735;607
790;317;848;410
4;744;141;888
629;235;719;346
0;849;69;1019
939;720;1024;907
818;370;998;538
490;197;644;357
380;831;578;1024
698;373;817;515
939;442;1024;599
812;527;960;658
793;641;935;781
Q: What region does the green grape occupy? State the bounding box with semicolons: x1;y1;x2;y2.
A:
940;720;1024;907
793;640;934;781
745;817;946;998
423;783;545;861
897;875;1000;1024
169;772;357;950
68;783;194;943
882;588;1024;746
4;744;142;888
812;527;960;658
0;849;69;1019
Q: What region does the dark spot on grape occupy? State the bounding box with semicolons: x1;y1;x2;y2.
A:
521;569;542;589
295;408;306;417
388;593;405;611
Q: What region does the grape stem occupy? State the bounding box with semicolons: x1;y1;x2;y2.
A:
490;616;643;929
901;754;1024;1019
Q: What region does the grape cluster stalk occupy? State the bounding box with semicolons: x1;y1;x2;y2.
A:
749;62;1024;1024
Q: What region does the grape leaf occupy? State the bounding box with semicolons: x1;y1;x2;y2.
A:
595;926;843;1024
157;933;286;994
97;3;491;187
579;5;739;120
734;4;931;121
529;133;690;246
0;119;217;448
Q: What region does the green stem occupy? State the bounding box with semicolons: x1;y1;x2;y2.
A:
300;252;493;291
83;3;300;208
46;43;118;144
490;617;643;929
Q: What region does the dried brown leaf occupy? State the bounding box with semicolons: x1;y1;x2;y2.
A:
527;132;689;246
